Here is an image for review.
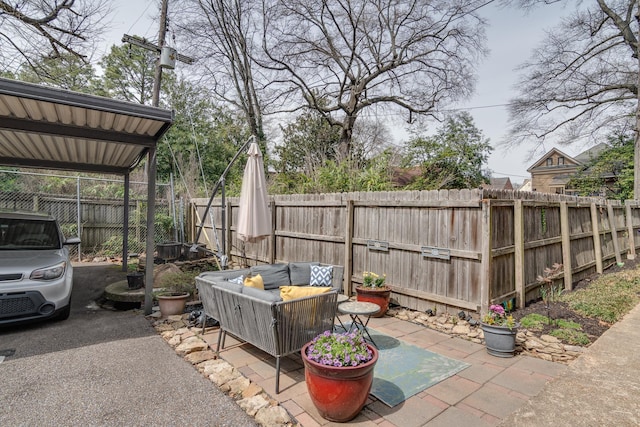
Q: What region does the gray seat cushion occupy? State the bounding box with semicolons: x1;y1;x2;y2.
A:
242;286;282;302
199;269;249;281
250;263;291;290
215;280;244;294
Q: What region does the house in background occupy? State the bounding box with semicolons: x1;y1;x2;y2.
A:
481;177;513;190
519;179;532;191
527;144;608;195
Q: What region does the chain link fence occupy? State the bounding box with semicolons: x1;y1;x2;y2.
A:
0;169;182;261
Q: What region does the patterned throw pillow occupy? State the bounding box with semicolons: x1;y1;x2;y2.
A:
228;275;244;285
310;265;333;286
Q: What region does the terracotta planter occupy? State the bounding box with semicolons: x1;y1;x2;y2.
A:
355;286;391;317
301;342;378;422
157;292;189;317
481;323;519;358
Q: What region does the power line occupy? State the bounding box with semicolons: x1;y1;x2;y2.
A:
126;2;153;35
491;170;531;179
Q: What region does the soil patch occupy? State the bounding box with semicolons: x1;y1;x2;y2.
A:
511;258;639;343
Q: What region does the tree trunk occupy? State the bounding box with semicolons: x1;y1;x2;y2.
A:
338;114;356;161
635;3;640;200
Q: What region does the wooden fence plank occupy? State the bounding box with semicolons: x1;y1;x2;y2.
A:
514;200;525;308
344;200;354;295
560;201;573;290
607;204;621;265
626;201;637;259
480;199;491;313
591;203;603;274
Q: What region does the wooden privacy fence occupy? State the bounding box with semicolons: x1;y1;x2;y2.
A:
189;189;640;314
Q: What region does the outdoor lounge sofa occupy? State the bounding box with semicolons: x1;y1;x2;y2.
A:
196;262;344;393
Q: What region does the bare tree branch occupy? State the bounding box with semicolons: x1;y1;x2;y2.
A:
506;1;637;153
0;0;111;74
172;0;275;141
260;0;489;159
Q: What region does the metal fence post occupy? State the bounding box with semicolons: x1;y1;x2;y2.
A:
76;176;81;262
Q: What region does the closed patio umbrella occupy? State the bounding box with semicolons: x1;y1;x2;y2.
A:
237;142;271;243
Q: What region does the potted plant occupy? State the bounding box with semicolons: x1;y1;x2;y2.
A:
301;330;379;422
126;270;144;290
481;304;519;358
355;271;390;317
154;270;197;317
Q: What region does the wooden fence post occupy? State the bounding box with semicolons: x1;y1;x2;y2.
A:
607;204;622;265
591;202;603;274
480;199;492;313
560;201;573;290
270;200;276;264
626;201;636;260
514;200;525;308
344;199;354;296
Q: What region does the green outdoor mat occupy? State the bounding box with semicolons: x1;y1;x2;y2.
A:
367;328;470;407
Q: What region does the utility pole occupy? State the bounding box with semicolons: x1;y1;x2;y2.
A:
122;0;195;315
152;0;169;108
121;1;194;108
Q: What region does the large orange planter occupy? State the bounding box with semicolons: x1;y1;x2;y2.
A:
355;286;391;317
301;342;378;422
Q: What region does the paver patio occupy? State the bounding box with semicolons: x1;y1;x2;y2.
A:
200;312;567;426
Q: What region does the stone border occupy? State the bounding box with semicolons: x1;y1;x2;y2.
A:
388;307;586;363
151;314;297;427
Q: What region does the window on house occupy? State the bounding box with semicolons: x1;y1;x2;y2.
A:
555;187;564;194
546;158;553;166
558;157;565;165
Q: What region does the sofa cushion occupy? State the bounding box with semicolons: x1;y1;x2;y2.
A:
310;265;333;286
244;274;264;290
289;262;320;285
250;264;291;290
215;280;244;294
242;286;282;302
199;269;249;281
280;285;331;301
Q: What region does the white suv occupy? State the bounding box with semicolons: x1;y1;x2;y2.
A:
0;211;80;326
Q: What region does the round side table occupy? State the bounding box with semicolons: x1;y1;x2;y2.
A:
338;301;379;347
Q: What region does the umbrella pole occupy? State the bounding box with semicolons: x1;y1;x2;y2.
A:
191;135;254;263
241;241;248;268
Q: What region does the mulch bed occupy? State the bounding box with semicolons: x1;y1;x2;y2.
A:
510;258;639;343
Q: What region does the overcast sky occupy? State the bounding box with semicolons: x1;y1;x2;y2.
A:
106;0;579;186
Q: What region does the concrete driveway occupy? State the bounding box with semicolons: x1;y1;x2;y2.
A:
0;262;257;426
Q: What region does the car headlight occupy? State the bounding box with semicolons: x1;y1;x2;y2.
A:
30;261;67;280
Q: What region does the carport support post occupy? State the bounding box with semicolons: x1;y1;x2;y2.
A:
144;147;158;315
122;173;130;272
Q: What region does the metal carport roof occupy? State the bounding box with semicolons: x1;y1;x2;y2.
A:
0;77;174;314
0;77;173;174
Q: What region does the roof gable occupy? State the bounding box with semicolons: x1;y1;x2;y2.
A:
527;147;580;172
574;143;609;163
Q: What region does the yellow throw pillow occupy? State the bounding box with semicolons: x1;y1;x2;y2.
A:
244;274;264;290
280;285;331;301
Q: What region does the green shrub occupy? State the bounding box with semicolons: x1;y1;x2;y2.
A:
549;329;590;346
519;313;548;330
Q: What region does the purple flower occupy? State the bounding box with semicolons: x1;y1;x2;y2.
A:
306;330;372;367
490;304;505;316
